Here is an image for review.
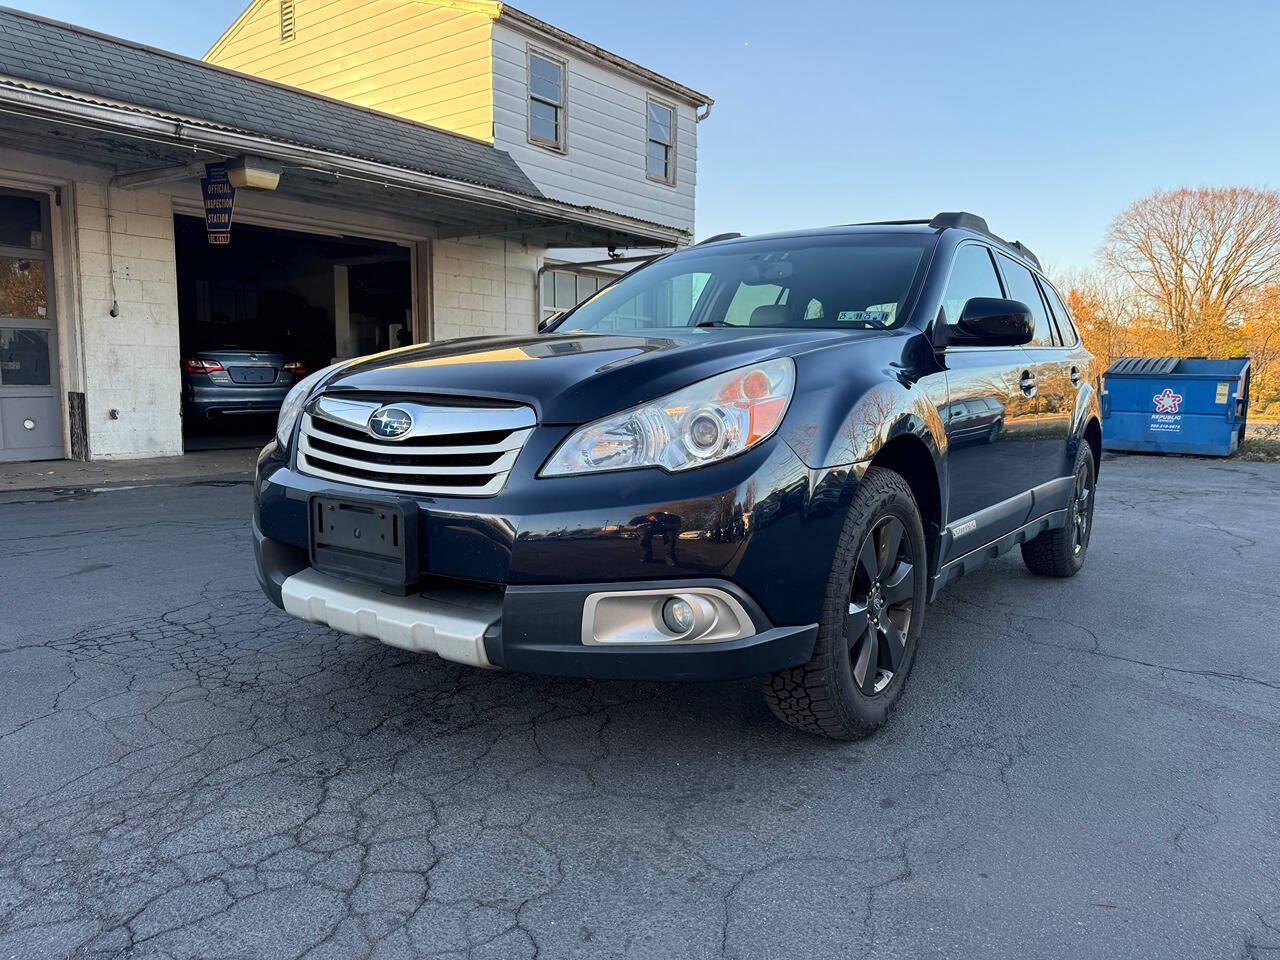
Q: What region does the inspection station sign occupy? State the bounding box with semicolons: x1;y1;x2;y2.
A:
200;163;236;245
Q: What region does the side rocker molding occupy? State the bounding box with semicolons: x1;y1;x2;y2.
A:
928;508;1070;601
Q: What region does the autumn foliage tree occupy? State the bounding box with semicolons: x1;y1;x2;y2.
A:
1060;186;1280;415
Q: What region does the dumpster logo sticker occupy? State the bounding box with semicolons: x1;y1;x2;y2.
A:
1153;388;1183;414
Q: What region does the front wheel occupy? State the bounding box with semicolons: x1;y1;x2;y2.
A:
762;467;928;740
1021;442;1096;577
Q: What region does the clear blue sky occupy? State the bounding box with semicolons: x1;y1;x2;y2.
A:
13;0;1280;271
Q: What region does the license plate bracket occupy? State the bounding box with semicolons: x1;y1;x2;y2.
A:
228;366;275;384
308;493;420;591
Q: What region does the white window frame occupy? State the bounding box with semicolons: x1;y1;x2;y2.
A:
527;46;567;153
541;267;614;320
645;96;677;187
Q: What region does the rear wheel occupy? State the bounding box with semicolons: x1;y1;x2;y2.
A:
762;467;928;740
1021;442;1096;577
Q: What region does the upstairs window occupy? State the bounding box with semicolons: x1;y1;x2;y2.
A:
646;98;676;184
528;49;566;151
279;0;296;42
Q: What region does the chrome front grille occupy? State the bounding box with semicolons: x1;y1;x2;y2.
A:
297;395;536;496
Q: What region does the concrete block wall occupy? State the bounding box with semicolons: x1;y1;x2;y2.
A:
74;182;182;459
432;236;543;341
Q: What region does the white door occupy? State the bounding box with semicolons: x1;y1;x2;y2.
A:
0;188;63;462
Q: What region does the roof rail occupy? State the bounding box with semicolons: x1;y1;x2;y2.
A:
696;232;743;245
1007;240;1041;270
851;218;932;226
928;211;991;233
927;211;1042;270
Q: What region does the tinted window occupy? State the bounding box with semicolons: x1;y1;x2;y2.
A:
0;195;43;249
1039;279;1079;346
558;237;927;332
941;244;1003;326
997;254;1054;346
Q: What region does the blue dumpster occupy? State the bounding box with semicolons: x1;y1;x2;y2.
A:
1101;356;1251;456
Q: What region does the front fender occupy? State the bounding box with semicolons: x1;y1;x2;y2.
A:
781;370;948;473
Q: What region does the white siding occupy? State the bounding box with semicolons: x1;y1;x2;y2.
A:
491;21;697;234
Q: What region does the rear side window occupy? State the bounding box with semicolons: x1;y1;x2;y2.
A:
1039;280;1079;347
996;254;1054;346
941;244;1003;326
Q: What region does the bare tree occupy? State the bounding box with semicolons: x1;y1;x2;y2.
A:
1103;187;1280;345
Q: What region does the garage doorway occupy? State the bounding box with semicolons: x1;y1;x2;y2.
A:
174;215;411;451
0;188;63;463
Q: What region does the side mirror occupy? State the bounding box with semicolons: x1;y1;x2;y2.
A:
537;311;562;334
944;298;1034;347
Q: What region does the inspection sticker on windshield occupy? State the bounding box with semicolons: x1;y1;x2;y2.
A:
837;310;890;324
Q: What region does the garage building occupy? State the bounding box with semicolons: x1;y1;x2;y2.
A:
0;8;684;463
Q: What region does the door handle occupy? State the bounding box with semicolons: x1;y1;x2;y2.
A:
1070;366;1081;386
1019;371;1037;397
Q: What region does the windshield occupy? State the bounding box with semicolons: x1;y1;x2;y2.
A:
555;234;931;333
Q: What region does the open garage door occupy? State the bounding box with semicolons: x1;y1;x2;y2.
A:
175;215;411;451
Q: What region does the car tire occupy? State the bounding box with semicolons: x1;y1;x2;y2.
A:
1021;442;1096;578
762;466;928;740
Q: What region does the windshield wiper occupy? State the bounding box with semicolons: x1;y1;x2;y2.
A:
695;319;734;328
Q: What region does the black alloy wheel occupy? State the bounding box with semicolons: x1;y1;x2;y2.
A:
1070;459;1093;556
847;516;915;696
1021;442;1097;578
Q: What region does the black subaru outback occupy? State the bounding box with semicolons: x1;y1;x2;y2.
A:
254;212;1101;740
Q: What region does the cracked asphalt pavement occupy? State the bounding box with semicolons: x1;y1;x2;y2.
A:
2;456;1279;959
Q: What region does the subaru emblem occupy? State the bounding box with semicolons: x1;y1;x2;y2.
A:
368;406;414;440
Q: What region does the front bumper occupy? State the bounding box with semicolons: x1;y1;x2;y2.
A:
254;428;855;681
254;515;817;680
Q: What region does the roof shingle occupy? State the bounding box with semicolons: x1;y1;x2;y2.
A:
0;6;542;198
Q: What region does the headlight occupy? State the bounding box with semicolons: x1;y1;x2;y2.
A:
541;358;795;476
275;366;333;448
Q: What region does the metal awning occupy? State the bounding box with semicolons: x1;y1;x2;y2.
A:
0;79;686;250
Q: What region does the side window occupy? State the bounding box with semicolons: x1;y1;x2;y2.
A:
941;244;1003;326
996;254;1054;346
1039;280;1080;347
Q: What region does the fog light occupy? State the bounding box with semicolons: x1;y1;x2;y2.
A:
662;596;695;634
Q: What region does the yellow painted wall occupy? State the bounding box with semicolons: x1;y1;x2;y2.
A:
206;0;496;141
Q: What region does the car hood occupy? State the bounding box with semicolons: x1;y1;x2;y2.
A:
320;329;868;424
